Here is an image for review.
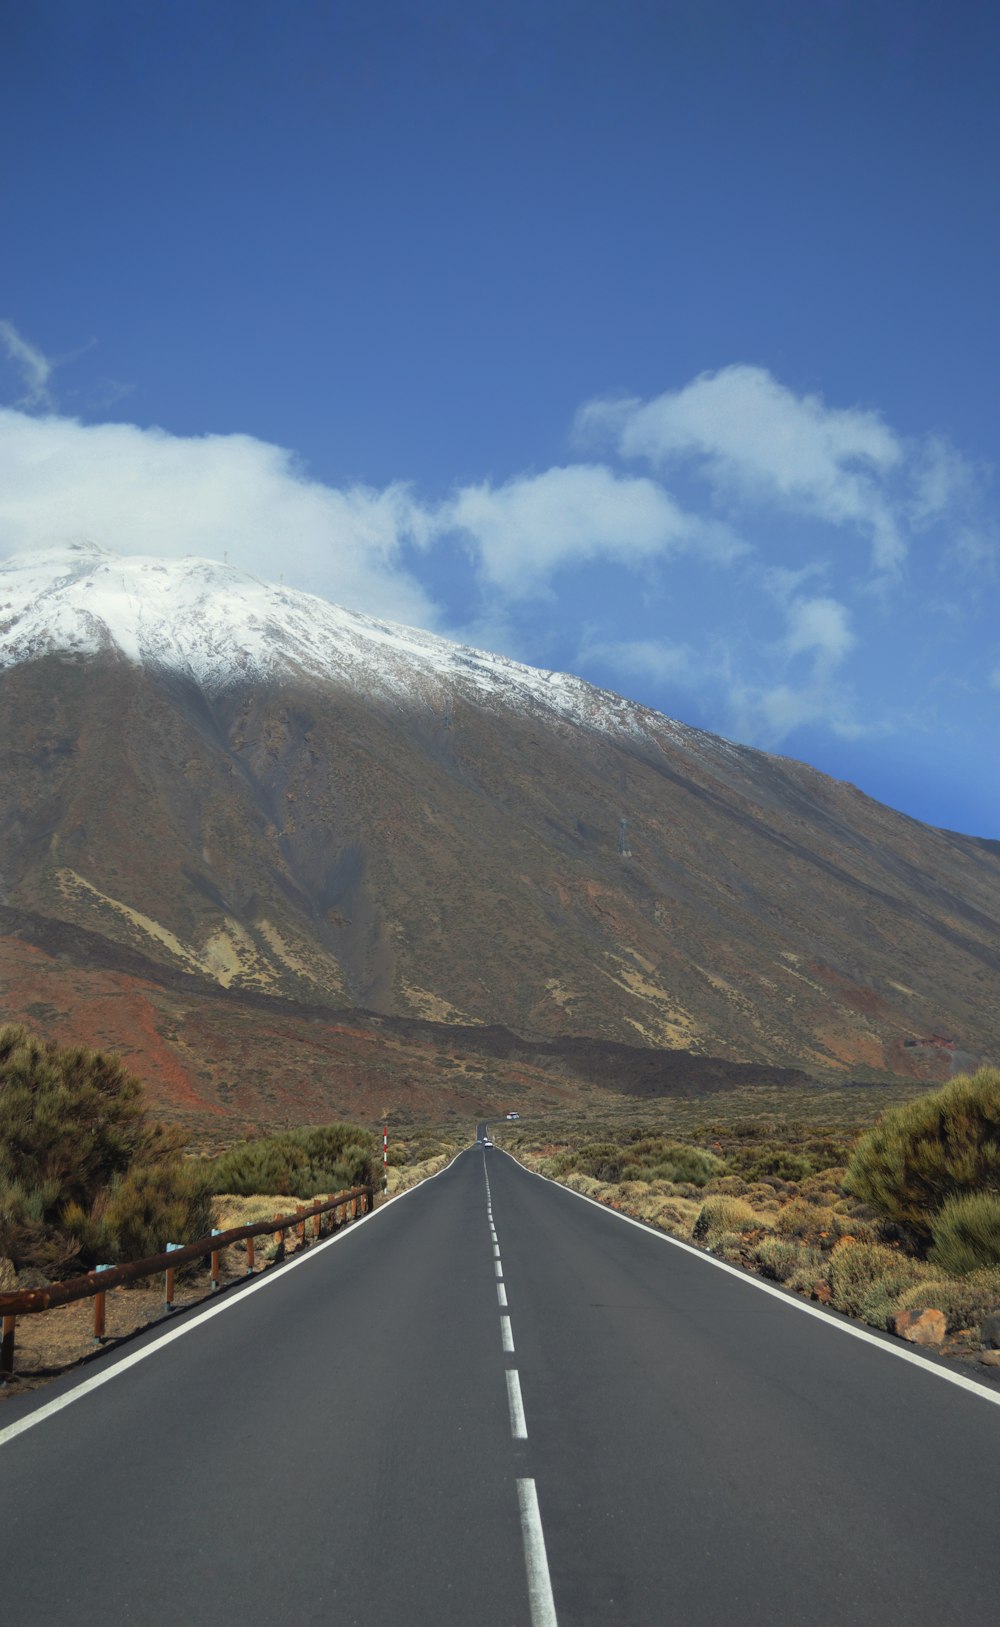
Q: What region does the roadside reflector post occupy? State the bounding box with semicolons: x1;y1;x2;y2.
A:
164;1242;183;1310
246;1235;255;1274
210;1230;222;1291
1;1314;15;1380
383;1120;388;1198
93;1264;114;1344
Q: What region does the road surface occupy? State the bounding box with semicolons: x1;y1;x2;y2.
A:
3;1144;1000;1624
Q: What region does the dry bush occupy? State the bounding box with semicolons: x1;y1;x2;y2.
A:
827;1238;932;1327
712;1230;747;1262
693;1195;771;1243
775;1200;872;1249
702;1174;754;1198
386;1150;454;1195
625;1190;701;1239
896;1267;1000;1333
799;1167;849;1204
752;1236;803;1282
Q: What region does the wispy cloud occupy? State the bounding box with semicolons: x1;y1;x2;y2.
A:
577;633;695;686
0;320;55;411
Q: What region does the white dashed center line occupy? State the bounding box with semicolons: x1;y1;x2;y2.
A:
517;1479;558;1627
497;1282;508;1307
506;1369;528;1439
501;1314;515;1353
495;1259;504;1278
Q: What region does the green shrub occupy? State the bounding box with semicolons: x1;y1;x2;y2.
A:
619;1138;725;1187
568;1136;724;1188
929;1192;1000;1275
844;1068;1000;1248
0;1024;206;1276
897;1267;1000;1332
209;1122;376;1199
61;1161;213;1265
733;1144;814;1184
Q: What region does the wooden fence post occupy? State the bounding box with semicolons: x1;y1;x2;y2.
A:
164;1242;183;1310
93;1263;113;1344
210;1230;222;1291
1;1314;15;1380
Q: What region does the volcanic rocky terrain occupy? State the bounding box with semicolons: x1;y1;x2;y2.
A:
1;544;998;1134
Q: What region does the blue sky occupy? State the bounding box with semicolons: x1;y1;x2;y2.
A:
1;0;998;835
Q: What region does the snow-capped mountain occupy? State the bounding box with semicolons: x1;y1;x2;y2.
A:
2;541;999;1118
0;542;696;752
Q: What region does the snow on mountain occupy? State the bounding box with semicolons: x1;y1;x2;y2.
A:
0;542;722;758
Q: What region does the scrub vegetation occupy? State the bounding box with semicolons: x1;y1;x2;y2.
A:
0;1024;388;1290
0;1023;211;1279
501;1068;1000;1343
207;1122;376;1200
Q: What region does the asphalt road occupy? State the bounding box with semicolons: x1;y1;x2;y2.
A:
3;1144;1000;1625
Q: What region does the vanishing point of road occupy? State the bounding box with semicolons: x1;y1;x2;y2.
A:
3;1141;1000;1625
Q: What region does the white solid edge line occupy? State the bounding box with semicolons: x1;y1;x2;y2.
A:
497;1149;1000;1410
507;1368;528;1438
501;1314;515;1353
517;1478;558;1627
0;1145;473;1450
497;1283;509;1307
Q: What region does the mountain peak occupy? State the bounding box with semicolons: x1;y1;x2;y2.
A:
0;543;707;754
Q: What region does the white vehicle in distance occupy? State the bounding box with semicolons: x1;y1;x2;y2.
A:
482;1138;493;1147
505;1111;520;1119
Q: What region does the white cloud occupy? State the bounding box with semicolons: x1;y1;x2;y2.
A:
0;408;439;627
784;595;855;666
0;320;55;411
441;462;745;597
577;364;913;575
908;434;983;527
734;681;876;743
578;634;695;686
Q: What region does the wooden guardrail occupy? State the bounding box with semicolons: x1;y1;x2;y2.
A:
0;1183;375;1380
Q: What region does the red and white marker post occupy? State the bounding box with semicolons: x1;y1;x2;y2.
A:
382;1121;388;1196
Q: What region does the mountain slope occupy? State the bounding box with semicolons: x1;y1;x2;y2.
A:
2;543;999;1095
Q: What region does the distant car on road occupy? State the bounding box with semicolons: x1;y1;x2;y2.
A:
505;1112;520;1120
483;1138;493;1148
